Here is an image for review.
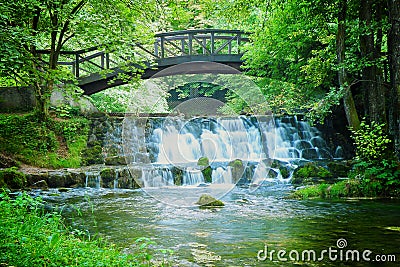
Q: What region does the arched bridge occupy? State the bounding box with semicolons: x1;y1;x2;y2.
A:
40;29;249;95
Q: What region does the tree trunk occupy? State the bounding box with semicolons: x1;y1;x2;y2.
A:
337;0;360;130
359;0;386;123
387;0;400;157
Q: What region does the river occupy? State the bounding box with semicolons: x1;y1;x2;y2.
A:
40;185;400;266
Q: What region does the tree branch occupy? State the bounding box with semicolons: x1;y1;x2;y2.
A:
56;0;87;53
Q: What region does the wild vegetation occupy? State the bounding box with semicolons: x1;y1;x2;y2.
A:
0;192;169;266
0;113;88;168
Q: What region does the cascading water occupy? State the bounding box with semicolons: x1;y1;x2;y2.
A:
212;167;233;184
131;115;333;188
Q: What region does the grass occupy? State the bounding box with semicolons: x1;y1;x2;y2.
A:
0;113;89;168
0;192;170;266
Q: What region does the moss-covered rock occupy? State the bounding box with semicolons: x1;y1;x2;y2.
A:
100;168;116;188
228;159;244;183
0;167;26;189
58;187;70;192
197;157;209;166
82;145;103;165
196;194;224;207
201;166;212;183
279;166;291;179
172;167;183;186
197;157;212;183
327;161;353;178
30;180;48;190
292;162;332;185
104;156;126;165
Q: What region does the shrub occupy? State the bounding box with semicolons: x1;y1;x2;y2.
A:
350;121;400;196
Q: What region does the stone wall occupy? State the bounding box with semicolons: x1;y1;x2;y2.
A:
0;87;35;112
0;86;98;114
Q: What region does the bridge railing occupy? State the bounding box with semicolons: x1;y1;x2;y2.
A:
154;29;249;58
36;29;249;79
37;43;156;78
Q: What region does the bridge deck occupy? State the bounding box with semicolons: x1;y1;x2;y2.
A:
36;29;249;95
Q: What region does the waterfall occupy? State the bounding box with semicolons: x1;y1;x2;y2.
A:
182;167;204;186
85;171;101;188
142;168;174;188
121;115;334;188
212;167;233;184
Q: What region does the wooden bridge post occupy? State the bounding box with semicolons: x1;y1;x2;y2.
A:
100;53;105;69
160;36;165;58
210;32;215;54
75;53;80;78
237;33;241;54
154;41;159;57
188;33;193;55
105;53;110;69
181;39;185;56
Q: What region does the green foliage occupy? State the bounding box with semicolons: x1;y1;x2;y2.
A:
293;162;332;179
0;113;89;168
91;85;169;113
50;105;81;119
350;121;400;196
0;167;26;189
175;82;222;99
352;121;393;162
0;193;170;266
291;180;365;199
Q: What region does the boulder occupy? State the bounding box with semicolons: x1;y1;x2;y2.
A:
228;159;244;183
292;162;333;185
327;161;353;178
104;156;126;165
30;180;49;190
0;167;26;189
197;157;212;183
196;194;224;207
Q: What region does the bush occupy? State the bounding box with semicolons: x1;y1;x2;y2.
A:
350;121;400;196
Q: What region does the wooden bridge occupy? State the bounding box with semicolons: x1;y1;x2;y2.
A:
39;29;249;95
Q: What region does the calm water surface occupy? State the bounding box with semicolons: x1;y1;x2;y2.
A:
41;185;400;266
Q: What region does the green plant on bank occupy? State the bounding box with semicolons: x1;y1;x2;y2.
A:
291;180;364;200
293;162;332;179
50;105;81;119
0;192;171;267
0;113;89;168
293;121;400;199
350;121;400;196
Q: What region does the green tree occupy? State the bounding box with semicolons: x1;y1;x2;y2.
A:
0;0;155;121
